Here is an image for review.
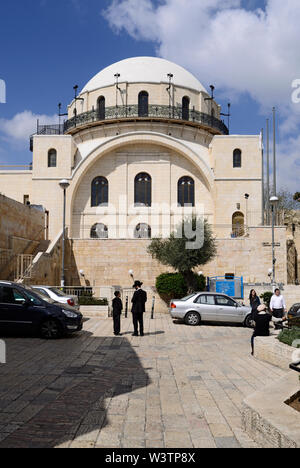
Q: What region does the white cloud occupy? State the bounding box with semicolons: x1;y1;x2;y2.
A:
0;111;57;143
103;0;300;119
103;0;300;190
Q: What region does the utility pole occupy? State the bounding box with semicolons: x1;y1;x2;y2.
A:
266;119;270;225
261;128;265;225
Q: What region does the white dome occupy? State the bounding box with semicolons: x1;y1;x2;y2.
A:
81;57;207;94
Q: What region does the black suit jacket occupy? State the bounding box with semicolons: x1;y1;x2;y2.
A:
112;297;123;315
131;289;147;314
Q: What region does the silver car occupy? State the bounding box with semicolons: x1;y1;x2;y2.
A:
32;286;80;311
169;292;252;327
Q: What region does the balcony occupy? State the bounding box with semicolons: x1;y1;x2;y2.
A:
64;105;229;135
31;105;229;144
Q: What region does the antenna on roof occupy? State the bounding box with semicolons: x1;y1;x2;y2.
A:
58;103;68;134
221;103;231;134
167;73;174;118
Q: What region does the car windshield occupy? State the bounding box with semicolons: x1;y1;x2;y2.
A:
180;293;197;301
49;288;68;297
24;286;55;304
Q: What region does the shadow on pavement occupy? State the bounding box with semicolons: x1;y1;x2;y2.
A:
0;330;151;448
172;319;248;328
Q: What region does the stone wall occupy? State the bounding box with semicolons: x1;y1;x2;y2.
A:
285;210;300;283
0;194;45;250
67;226;287;290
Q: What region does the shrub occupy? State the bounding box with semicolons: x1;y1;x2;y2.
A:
278;328;300;347
197;274;207;292
260;291;273;307
156;273;188;304
79;296;108;306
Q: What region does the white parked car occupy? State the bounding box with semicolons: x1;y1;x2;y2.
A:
169;292;252;327
32;286;80;311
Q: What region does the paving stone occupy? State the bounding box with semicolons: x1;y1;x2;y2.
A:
215;437;241;449
0;315;288;449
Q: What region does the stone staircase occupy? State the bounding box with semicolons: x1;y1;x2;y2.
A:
0;237;50;282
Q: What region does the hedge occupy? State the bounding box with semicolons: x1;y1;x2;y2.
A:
278;328;300;347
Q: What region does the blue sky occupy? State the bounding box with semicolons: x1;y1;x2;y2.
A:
0;0;299;192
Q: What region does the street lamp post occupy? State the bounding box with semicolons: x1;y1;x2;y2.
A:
270;196;279;290
59;179;70;288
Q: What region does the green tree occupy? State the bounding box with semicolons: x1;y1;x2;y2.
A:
148;217;217;291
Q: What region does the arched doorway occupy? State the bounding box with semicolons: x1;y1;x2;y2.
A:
232;212;245;237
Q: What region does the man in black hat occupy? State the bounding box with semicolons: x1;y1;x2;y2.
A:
131;281;147;336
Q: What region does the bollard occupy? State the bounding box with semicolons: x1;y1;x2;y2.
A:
125;296;128;318
151;296;155;319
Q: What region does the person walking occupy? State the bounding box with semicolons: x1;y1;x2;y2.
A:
131;280;147;337
249;289;261;318
251;304;285;356
112;291;123;336
270;288;287;330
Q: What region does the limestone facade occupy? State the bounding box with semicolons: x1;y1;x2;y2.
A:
0;57;289;288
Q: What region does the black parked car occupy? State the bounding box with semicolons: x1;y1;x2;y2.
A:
0;281;83;339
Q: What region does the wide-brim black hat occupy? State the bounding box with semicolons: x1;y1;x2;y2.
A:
133;280;143;288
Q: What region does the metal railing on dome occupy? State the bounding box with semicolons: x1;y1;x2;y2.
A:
63;105;229;134
31;105;229;137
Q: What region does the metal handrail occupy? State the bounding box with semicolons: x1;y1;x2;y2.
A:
289;361;300;373
64;105;229;134
32;105;229;136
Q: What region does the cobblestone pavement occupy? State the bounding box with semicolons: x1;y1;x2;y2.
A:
0;315;287;448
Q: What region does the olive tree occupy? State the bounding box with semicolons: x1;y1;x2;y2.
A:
148;217;217;291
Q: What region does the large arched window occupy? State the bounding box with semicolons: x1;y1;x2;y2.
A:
135;173;152;207
97;96;105;120
48;149;57;168
232;212;245;238
138;91;149;117
182;96;190;121
178;176;195;207
134;224;152;239
233;149;242;168
90;223;108;239
91;177;109;207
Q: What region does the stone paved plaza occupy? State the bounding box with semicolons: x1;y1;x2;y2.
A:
0;314;287;448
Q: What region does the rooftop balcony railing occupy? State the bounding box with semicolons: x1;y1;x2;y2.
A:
31;105;229;142
64;105;229;135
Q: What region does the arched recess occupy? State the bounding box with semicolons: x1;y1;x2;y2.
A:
91;223;108;239
178;176;195;207
91;176;108;207
97;96;105;120
134;173;152;207
69;132;215;234
138;91;149;117
233;148;242;168
232;212;245;238
134;223;151;239
182;96;190;121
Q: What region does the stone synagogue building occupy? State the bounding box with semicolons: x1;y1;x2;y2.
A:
0;57;296;292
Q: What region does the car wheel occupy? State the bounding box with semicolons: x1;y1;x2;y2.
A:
244;314;254;329
40;320;62;339
185;311;201;326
